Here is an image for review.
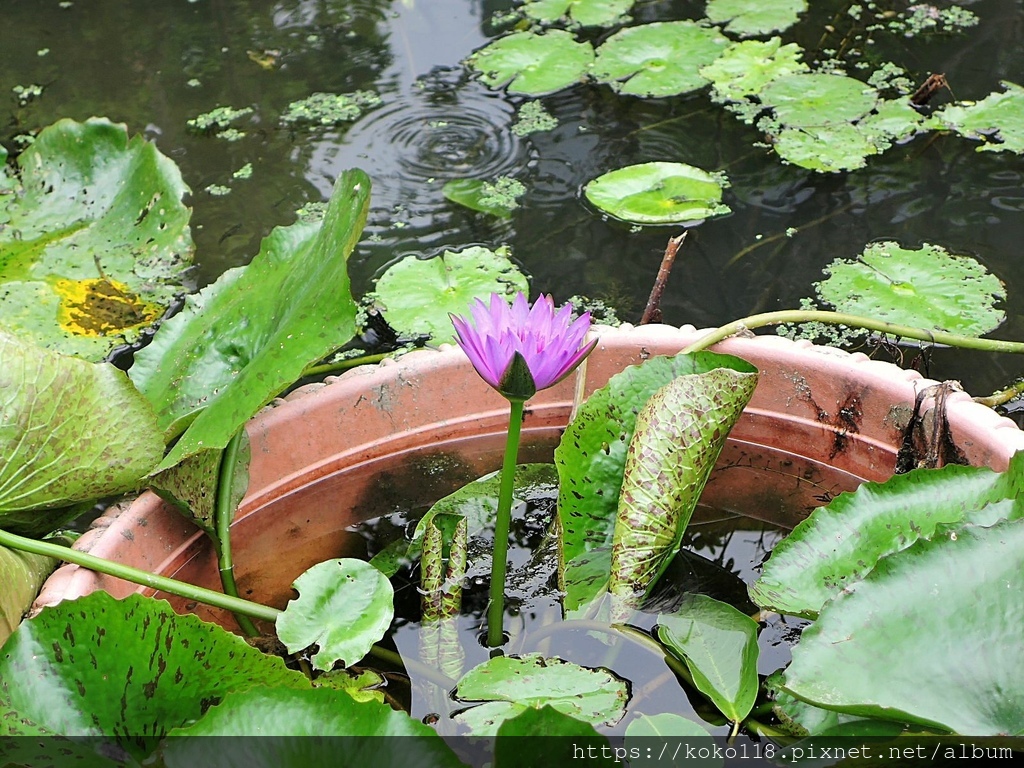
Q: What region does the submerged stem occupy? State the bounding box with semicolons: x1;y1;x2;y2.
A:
215;428;260;637
681;310;1024;356
486;398;525;648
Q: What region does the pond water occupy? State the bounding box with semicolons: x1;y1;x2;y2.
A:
3;0;1024;411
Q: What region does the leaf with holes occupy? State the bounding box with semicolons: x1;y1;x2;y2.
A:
928;81;1024;154
0;118;192;361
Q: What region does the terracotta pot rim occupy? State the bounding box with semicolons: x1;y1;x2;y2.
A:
33;322;1024;614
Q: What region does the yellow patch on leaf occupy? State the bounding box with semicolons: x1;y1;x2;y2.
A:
55;277;161;337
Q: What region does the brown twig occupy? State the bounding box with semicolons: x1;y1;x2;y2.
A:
640;232;686;325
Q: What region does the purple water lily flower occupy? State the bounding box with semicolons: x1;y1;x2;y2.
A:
450;292;598;402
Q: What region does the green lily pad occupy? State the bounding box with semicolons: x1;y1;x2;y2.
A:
657;596;760;725
555;352;756;614
609;367;757;619
815;241;1005;337
276;559;394;671
454;654;628;736
584;162;731;225
783;518;1024;736
442;176;526;218
928;80;1024;153
0;331;163;536
368;245;528;344
592;21;729;97
0;542;62;649
772;123;878;172
760;73;878;127
705;0;806;38
467;30;594;95
0;118;193;361
701;38;808;103
162;687;463;765
0;592;305;752
750;454;1024;619
522;0;632;27
129;170;368;471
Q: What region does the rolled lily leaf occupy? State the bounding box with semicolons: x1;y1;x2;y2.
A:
420;513;467;681
609;366;757;620
0;541;65;648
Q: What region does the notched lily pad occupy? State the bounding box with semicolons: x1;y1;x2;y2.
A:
815;241;1005;336
522;0;633;27
277;558;395;671
454;653;628;736
467;30;594;95
592;21;729;97
705;0;806;38
584;162;731;225
702;38;808;103
368;245;528;344
0;117;193;361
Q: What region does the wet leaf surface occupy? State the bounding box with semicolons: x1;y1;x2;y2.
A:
705;0;806;37
467;30;594;95
584;162;731;225
0;118;192;361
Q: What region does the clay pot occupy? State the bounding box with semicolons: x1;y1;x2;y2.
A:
34;324;1024;627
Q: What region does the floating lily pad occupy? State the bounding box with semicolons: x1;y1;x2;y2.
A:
442;176;526;218
0;331;163;536
705;0;806;38
522;0;633;27
467;30;594;95
701;38;808;103
495;706;616;766
759;73;878;127
815;241;1005;336
657;596;760;725
277;559;394;671
783;518;1024;736
454;654;628;736
592;21;729;97
0;118;192;361
368;245;528;344
928;80;1024;153
584;162;731;225
772;123;877;172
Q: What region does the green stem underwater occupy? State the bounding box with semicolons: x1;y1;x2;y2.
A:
681;310;1024;356
487;398;525;648
215;428;260;637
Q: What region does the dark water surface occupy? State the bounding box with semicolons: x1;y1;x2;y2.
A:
3;1;1024;404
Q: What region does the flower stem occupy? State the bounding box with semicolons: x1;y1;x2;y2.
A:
0;527;281;624
680;310;1024;356
487;398;525;648
215;428;261;637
